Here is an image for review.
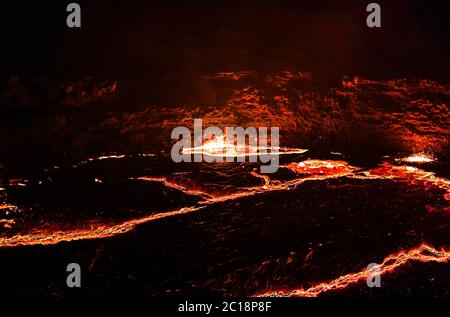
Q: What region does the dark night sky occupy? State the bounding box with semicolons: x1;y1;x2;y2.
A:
1;0;449;81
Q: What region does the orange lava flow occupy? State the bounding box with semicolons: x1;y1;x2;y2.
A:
284;160;358;177
1;159;449;248
0;206;203;248
254;244;450;297
353;163;450;201
201;160;360;204
0;160;358;248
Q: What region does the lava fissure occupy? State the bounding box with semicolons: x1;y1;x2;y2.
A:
254;244;450;297
0;156;449;249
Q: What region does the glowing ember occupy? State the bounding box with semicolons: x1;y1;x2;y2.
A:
0;204;17;210
72;153;156;168
0;218;15;228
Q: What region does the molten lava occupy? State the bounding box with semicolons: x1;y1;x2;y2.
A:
285;160;358;177
1;147;449;297
1;156;449;248
182;134;307;158
397;153;435;163
254;244;450;297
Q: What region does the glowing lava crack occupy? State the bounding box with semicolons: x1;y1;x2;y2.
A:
0;206;203;248
254;244;450;297
0;156;449;248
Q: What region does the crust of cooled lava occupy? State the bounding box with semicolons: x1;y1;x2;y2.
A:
0;72;448;175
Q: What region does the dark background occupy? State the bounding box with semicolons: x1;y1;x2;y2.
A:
0;0;449;81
